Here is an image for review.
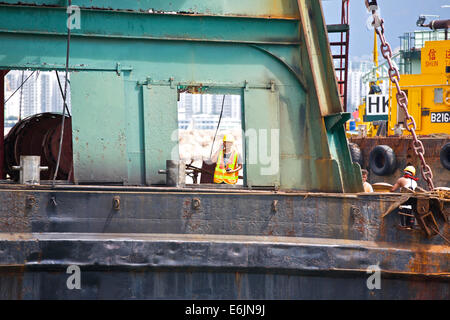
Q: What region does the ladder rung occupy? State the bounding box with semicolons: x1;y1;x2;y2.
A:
330;42;347;46
327;24;350;33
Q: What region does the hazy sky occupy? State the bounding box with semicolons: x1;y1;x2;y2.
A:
322;0;450;61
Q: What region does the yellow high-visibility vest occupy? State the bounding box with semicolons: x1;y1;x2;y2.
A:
214;150;239;184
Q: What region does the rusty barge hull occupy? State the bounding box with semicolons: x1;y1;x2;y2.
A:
0;186;448;299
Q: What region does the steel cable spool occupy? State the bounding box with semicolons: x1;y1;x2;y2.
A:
4;113;73;181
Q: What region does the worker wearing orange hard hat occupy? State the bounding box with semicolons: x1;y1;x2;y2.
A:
213;134;243;184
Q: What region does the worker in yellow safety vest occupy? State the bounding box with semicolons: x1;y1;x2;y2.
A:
213;134;243;184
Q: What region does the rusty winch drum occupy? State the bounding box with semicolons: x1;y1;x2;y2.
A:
4;113;73;181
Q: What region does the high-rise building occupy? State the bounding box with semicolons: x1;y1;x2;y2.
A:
347;70;363;113
40;73;53;113
3;70;71;120
21;71;40;118
231;95;241;119
347;59;382;114
51;72;71;114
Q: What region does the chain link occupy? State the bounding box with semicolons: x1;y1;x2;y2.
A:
371;14;435;190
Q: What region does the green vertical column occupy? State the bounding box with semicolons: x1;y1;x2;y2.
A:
244;88;281;188
143;85;179;185
71;72;128;184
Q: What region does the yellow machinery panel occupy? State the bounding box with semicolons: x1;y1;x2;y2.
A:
421;40;450;75
389;40;450;136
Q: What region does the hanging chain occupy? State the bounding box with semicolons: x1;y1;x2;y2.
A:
367;1;435;191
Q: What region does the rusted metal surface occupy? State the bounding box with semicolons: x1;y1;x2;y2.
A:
2;266;448;300
383;192;449;242
0;186;448;299
415;198;437;237
428;19;450;30
0;0;301;19
0;186;447;245
0;191;33;233
4;113;73;181
0;232;448;276
0;232;448;299
349;136;450;188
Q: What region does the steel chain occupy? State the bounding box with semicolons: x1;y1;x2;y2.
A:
371;13;435;190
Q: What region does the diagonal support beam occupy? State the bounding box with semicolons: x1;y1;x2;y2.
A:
297;0;342;116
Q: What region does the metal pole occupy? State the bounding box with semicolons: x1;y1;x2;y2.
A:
0;70;9;179
12;156;48;185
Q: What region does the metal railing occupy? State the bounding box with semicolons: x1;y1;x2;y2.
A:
399;30;447;74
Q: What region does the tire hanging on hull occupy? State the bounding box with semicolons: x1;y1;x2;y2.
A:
369;145;396;176
440;142;450;170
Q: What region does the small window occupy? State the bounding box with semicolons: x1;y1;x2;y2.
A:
434;88;443;104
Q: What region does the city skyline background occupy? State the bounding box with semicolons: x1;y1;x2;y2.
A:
178;93;241;130
4;70;71;122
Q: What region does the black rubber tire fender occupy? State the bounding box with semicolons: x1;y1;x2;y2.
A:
369;145;396;176
440;142;450;170
348;143;363;167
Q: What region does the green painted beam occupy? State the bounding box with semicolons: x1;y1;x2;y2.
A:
324;113;351;132
363;115;389;122
0;5;300;45
297;0;362;193
0;0;300;19
297;0;342;117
